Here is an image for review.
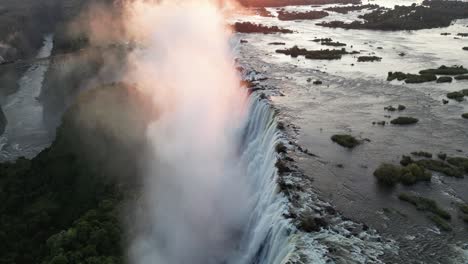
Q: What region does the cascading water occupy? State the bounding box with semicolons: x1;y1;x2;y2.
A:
228;93;295;264
123;1;392;263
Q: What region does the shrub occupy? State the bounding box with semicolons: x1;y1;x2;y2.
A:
462;113;468;119
398;193;451;220
446;157;468;173
416;159;464;178
374;163;401;186
331;134;360;148
399;163;432;185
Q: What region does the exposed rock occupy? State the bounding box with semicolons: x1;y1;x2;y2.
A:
324;4;379;14
276;46;358;60
390;117;419;125
268;42;286;45
331;134;360;148
233;22;293;34
357;56;382;62
420;65;468;75
277;10;329;21
237;0;360;8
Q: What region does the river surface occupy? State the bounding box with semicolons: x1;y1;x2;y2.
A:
0;35;54;161
236;1;468;263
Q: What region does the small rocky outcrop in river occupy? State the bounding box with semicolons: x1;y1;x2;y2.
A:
233;22;293;34
324;4;379;14
237;0;360;8
390;116;419;125
276;46;358;60
277;10;329;21
331;134;360;148
357;56;382;62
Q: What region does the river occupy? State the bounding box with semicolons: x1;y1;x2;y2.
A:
235;1;468;263
0;34;54;161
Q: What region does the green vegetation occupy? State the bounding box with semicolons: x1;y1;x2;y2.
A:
416;159;464;178
436;76;452;83
428;215;452;231
321;41;346;47
374;163;401;186
411;151;432;158
0;83;149;264
400;163;432;185
276;46;359;60
419;65;468;75
446;157;468;173
390;117;419;125
400;155;413;166
331;134;360;148
462;113;468;119
317;2;468;31
387;72;438;83
398;193;451;220
446;91;465;102
373;162;431;186
233;22;293;34
387;71;408;81
454;75;468;80
437;153;447;160
277;10;329;21
405;74;437;84
459;203;468;214
357;56;382;62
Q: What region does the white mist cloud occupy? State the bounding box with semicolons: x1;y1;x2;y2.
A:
122;1;251;263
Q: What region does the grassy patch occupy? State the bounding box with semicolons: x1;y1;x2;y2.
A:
400;164;432;185
398;193;451;220
331;134;360;148
446;157;468;173
428;215;452;231
416;159;464;178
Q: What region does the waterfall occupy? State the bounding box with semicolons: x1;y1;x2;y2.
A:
228;93;295;264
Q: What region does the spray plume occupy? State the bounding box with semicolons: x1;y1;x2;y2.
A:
121;1;253;263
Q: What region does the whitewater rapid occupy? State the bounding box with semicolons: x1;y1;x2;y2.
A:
230;93;294;264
